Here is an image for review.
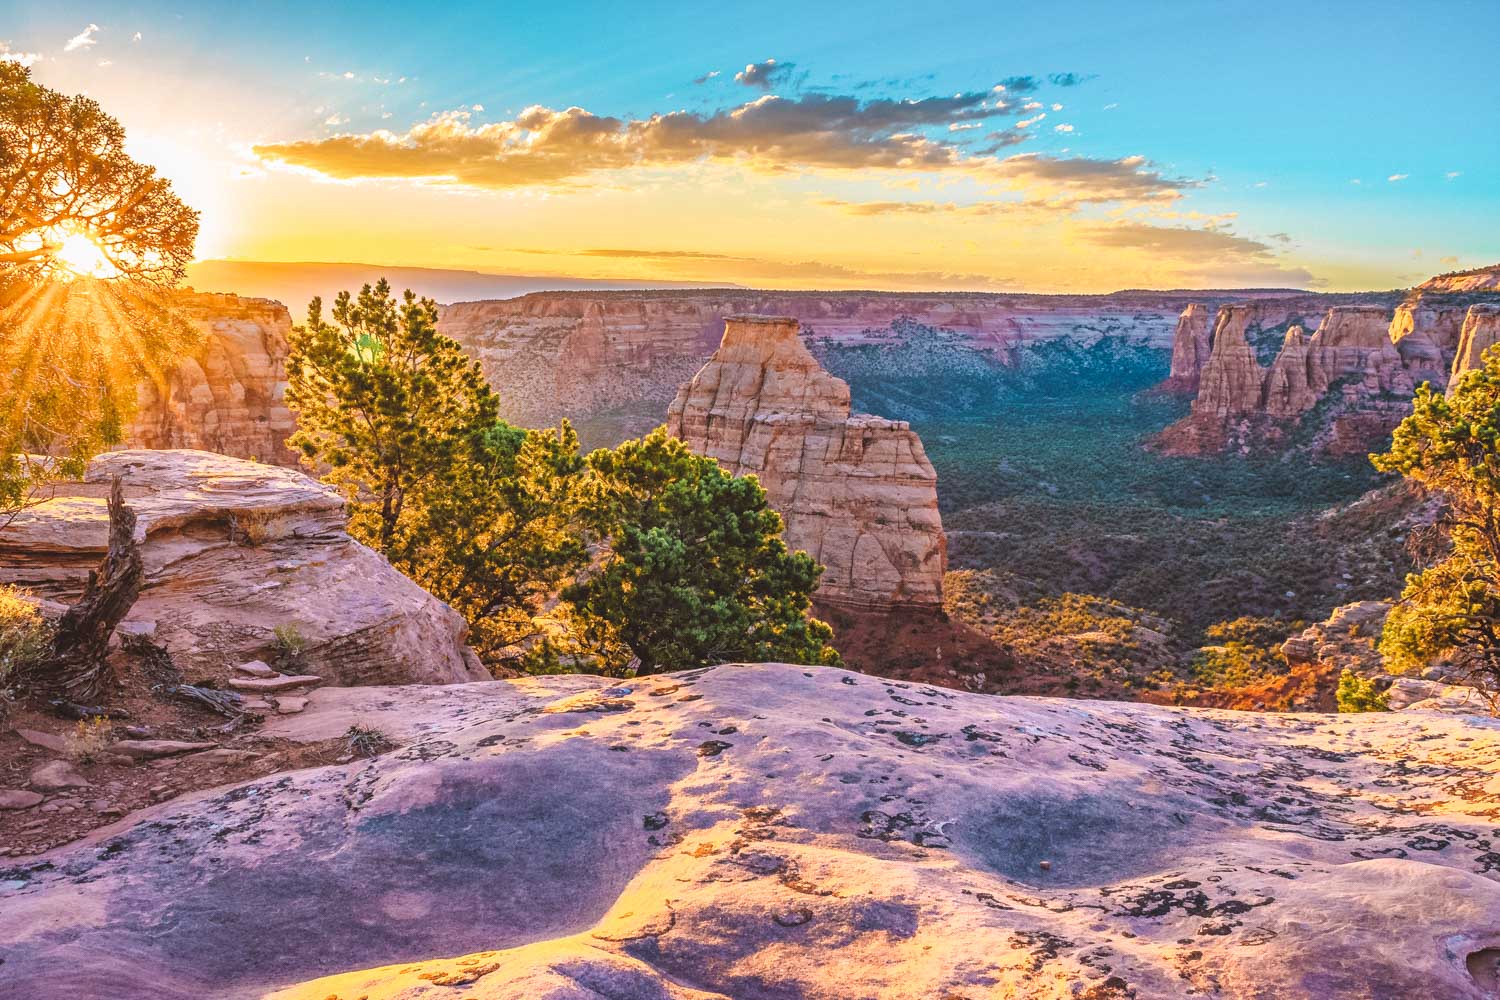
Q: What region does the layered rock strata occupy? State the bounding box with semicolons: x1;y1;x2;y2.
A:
1161;302;1212;392
666;316;945;611
0;449;485;685
1156;292;1497;456
125;292;297;466
4;663;1500;999
438;289;1300;430
1453;303;1500;379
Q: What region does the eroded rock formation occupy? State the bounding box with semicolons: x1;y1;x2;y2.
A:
438;289;1275;433
667;316;945;611
4;663;1500;999
1453;303;1500;379
1162;302;1212;392
125;292;297;466
0;450;485;685
1155;290;1496;455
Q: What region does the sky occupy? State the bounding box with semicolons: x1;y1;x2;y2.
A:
3;0;1497;293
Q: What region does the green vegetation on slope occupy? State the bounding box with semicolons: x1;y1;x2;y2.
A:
817;327;1410;692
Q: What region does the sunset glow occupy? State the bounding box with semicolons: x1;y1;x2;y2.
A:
1;2;1496;294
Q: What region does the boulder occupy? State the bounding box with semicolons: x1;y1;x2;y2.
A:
667;316;946;611
0;790;45;810
0;450;487;687
28;761;89;791
5;663;1500;1000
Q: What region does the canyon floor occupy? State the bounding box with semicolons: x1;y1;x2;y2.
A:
4;662;1499;999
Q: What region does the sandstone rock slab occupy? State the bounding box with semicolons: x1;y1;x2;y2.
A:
5;663;1500;999
0;450;486;687
0;790;45;810
28;761;89;791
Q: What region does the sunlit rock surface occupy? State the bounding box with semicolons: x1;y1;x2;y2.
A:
0;450;484;685
126;292;297;466
3;662;1500;999
667;316;945;611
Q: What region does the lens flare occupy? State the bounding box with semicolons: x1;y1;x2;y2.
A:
48;228;119;280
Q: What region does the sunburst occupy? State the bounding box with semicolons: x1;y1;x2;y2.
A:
44;227;120;281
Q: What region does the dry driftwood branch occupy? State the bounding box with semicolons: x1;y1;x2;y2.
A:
168;683;245;718
40;476;143;705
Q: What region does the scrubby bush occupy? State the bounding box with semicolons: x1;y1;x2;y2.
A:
0;586;53;717
1373;346;1500;697
1336;669;1389;712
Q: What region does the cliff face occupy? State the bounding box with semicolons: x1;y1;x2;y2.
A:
1453;303;1500;379
1156;290;1492;456
666;316;945;612
1162;303;1212;392
1419;263;1500;293
125;292;297;466
438;289;1214;432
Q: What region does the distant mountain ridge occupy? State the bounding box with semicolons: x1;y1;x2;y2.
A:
184;260;738;314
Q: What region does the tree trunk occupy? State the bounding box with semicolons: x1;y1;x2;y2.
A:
42;476;143;704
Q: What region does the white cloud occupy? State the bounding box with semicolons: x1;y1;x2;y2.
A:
1349;178;1362;185
63;23;99;52
471;104;484;112
1446;171;1462;180
1051;103;1063;111
1102;102;1118;110
1253;181;1267;188
0;42;42;67
1054;123;1074;133
324;113;349;126
132;31;142;42
343;71;355;79
1017;113;1046;128
1387;173;1408;182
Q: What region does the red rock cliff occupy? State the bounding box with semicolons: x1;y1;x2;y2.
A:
666;316;946;612
125;292;297;466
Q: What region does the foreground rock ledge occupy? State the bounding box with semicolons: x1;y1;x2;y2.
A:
3;663;1500;999
0;449;486;685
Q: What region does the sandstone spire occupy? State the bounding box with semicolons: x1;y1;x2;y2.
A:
666;315;946;612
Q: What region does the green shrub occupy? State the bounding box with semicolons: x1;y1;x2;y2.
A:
0;586;53;716
1336;669;1389;712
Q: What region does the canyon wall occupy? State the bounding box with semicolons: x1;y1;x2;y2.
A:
1161;303;1212;392
438;289;1268;433
125;292;297;466
1156;287;1497;456
1453;302;1500;379
666;315;946;612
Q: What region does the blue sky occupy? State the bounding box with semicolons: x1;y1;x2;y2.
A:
3;0;1496;291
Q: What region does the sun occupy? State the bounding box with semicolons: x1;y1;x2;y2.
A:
48;227;119;280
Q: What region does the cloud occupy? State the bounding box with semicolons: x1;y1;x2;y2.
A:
997;75;1039;93
253;86;1196;215
988;153;1193;206
324;113;349;126
0;43;42;67
1446;171;1462;180
132;31;142;42
254;90;1016;186
817;198;1023;217
63;23;99;52
1053;123;1074;133
735;58;796;90
1079;221;1317;287
1387;173;1408;182
1079;222;1275;258
1047;72;1095;87
693;70;721;85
